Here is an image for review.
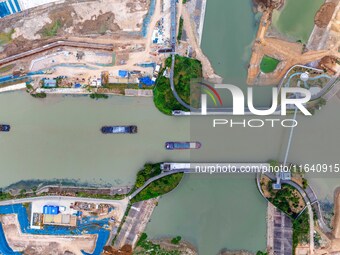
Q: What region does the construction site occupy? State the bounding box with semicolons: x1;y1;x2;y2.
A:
0;0;170;95
247;0;340;86
0;197;129;255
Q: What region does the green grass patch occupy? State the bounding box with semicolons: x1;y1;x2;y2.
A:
153;55;202;115
131;173;183;203
42;20;62;37
0;29;15;46
260;55;280;73
177;17;184;42
0;63;15;74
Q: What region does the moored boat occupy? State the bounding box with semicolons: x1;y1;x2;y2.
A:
0;124;10;132
165;141;201;150
101;125;137;134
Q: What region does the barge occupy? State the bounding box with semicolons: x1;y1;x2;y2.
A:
0;124;10;132
165;142;201;150
101;125;137;134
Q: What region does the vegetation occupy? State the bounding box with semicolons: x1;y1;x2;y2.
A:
266;182;304;218
42;20;62;37
0;191;12;201
131;173;183;203
153;55;202;115
268;159;280;168
260;55;280;73
135;233;181;255
256;252;267;255
90;93;109;99
171;236;182;245
0;63;15;74
26;83;34;92
177;17;184;42
101;83;142;95
315;98;327;108
31;92;47;98
75;192;125;200
302;178;308;189
134;163;162;189
292;211;309;253
0;29;15;46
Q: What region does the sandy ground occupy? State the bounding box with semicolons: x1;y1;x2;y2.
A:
0;214;96;255
151;238;198;255
11;0;149;41
313;188;340;254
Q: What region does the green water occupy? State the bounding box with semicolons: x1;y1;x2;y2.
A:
272;0;324;42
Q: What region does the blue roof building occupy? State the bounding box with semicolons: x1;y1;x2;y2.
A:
139;76;155;86
118;70;128;78
43;205;59;215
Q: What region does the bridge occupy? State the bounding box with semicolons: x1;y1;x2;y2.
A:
129;162;270;199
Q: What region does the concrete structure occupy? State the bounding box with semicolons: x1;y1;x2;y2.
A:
300;72;309;82
267;203;293;255
0;0;21;18
43;79;57;88
17;0;63;11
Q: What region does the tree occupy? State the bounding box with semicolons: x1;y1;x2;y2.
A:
171;236;182;245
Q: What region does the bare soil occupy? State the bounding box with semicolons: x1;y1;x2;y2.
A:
0;0;149;57
315;2;336;28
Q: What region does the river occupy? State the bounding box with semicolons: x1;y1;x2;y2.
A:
0;92;190;187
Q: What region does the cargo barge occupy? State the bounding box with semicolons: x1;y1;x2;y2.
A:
165;142;201;150
0;124;10;132
101;125;137;134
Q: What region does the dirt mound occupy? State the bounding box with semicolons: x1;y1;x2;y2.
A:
103;245;133;255
315;2;336;28
253;0;283;9
75;12;120;35
318;55;338;74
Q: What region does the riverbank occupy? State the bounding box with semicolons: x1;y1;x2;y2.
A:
151;238;198;255
306;0;340;51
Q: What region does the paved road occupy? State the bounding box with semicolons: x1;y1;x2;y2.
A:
323;79;340;101
0;40;114;66
311;76;339;100
307;202;315;254
168;0;195;112
0;195;128;207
